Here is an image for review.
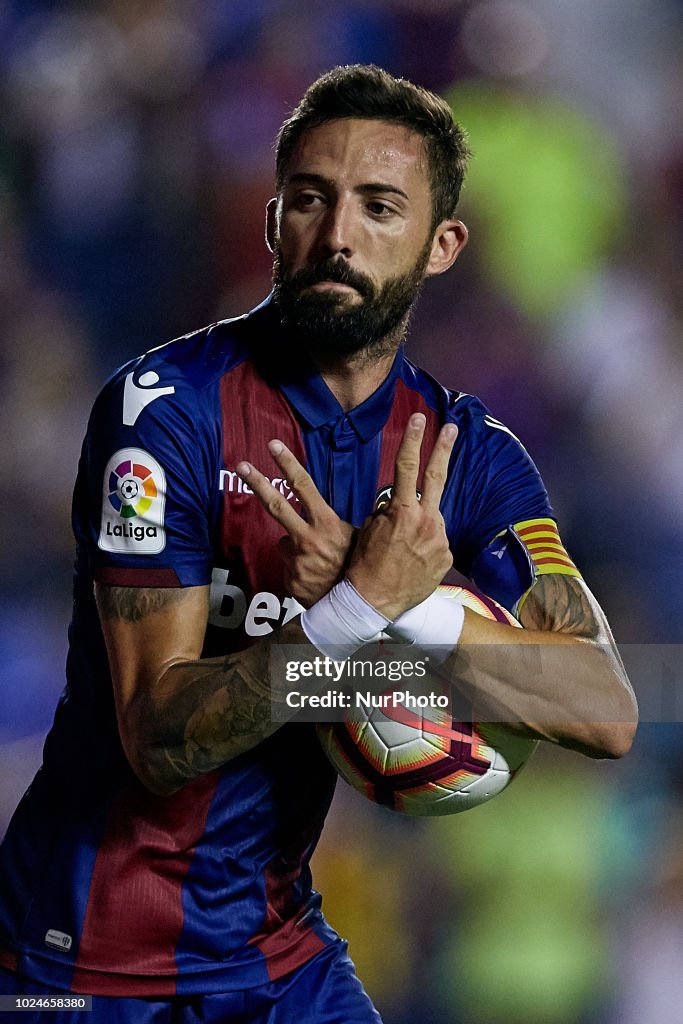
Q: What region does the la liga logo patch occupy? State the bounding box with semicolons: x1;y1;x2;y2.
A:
98;447;166;554
108;457;157;518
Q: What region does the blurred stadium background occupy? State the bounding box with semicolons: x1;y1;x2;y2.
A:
1;1;683;1020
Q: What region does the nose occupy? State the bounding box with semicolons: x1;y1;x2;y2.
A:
315;198;354;260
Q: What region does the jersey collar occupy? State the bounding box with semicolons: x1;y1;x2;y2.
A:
254;295;405;442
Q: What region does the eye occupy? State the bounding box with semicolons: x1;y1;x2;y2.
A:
293;192;325;210
366;200;395;218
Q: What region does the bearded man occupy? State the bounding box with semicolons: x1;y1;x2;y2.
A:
0;64;636;1024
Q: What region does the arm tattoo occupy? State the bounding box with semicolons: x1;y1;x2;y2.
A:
96;586;186;623
141;620;304;789
519;574;610;642
96;584;308;791
162;654;270;782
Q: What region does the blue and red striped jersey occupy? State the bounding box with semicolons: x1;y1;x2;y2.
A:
0;295;554;995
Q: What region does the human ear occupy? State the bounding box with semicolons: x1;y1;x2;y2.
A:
424;220;469;276
265;197;278;254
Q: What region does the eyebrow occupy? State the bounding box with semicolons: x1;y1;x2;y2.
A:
286;172;409;201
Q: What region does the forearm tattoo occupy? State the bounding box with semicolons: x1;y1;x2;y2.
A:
96;584;304;789
155;646;277;785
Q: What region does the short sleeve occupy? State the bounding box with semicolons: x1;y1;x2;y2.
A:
453;413;555;609
470;417;554;557
73;365;218;588
453;410;587;612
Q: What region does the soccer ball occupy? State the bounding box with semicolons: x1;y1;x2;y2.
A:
316;584;537;816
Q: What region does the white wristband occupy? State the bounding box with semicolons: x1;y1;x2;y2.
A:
300;579;390;660
385;592;465;664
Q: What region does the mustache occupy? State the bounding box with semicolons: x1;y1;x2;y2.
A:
287;259;374;299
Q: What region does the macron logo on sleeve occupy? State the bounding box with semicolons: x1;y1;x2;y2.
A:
123;370;175;426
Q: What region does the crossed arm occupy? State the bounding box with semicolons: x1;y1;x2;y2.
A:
97;415;637;795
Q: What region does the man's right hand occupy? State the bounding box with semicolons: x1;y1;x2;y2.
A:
347;414;457;620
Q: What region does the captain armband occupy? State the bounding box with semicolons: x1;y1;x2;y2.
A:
470;518;582;617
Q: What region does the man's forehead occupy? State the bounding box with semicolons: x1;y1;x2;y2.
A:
285;118;429;187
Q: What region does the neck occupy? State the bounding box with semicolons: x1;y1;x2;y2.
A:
308;316;408;411
316;347;398;412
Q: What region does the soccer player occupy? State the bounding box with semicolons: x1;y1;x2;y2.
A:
0;65;637;1022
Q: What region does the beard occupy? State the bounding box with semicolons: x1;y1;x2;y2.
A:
272;242;431;359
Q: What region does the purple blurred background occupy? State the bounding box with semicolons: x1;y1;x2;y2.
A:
1;1;683;1020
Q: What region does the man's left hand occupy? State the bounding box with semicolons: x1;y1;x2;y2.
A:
237;442;354;607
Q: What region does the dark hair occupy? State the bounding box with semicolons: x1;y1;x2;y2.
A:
275;65;470;230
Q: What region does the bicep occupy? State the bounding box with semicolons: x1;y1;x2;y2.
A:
518;573;613;643
95;583;209;720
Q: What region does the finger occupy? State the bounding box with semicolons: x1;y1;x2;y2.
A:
392;413;426;505
420;423;458;509
268;440;334;526
236;461;308;539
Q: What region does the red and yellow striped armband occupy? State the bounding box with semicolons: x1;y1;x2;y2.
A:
513;518;582;579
